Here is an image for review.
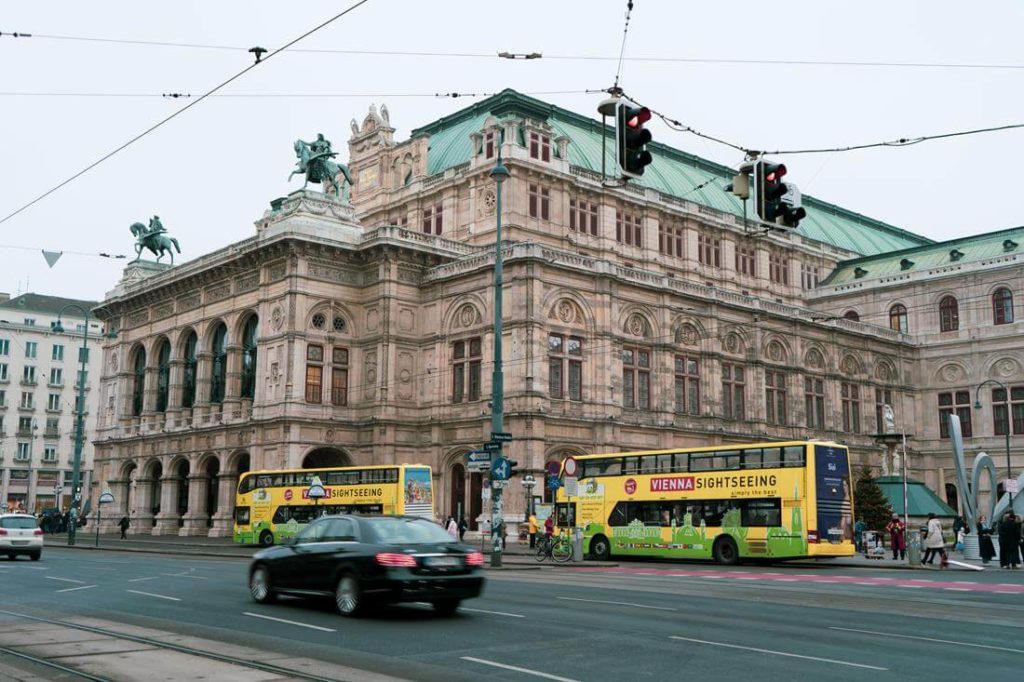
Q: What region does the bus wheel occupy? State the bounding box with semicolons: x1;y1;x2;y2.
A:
258;530;274;547
713;536;739;565
590;535;611;561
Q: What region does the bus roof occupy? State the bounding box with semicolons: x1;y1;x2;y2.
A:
565;440;845;460
239;463;429;478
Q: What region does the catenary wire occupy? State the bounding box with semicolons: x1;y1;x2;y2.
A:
0;89;603;99
0;0;374;228
612;0;635;90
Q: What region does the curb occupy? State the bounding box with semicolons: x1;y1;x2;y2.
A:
52;544;252;560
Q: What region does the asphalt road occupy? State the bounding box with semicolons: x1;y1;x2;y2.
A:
1;548;1022;681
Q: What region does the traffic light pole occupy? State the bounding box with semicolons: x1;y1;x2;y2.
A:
489;154;509;568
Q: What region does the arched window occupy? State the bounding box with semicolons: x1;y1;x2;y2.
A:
843;310;860;322
240;316;258;400
181;331;197;408
209;323;227;404
889;304;908;333
155;339;171;412
993;287;1014;325
131;347;146;417
939;296;959;332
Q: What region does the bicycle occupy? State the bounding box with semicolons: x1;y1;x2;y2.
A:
534;532;573;563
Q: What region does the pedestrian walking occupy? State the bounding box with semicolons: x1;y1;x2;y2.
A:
998;512;1021;569
528;513;538;549
885;513;906;561
952;514;966;541
976;514;995;564
458;516;468;542
921;512;947;567
118;515;130;540
445;516;458;540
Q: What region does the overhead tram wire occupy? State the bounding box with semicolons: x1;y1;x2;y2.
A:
8;33;1024;71
0;88;604;99
612;0;635;91
0;0;373;228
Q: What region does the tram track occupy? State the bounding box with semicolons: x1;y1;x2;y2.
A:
0;608;359;682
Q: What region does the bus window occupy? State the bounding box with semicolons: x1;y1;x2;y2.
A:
638;456;658;474
715;451;741;469
256;475;274;488
741;499;781;527
690;455;713;471
742;448;763;469
623;457;640;475
554;502;577;527
672;453;689;473
235;506;250;525
762;447;784;468
656;454;673;473
608;502;628;526
582;458;622;478
238;477;254;494
701;500;730;526
783;446;806;467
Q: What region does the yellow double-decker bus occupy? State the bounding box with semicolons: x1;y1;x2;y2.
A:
554;441;854;564
234;464;434;546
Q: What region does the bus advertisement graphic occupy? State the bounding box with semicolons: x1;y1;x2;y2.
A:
814;444;853;543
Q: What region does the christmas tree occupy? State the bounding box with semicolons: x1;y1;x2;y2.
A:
854;465;893;533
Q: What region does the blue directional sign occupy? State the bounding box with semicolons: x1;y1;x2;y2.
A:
466;450;491;463
491;456;511;481
547;475;562;491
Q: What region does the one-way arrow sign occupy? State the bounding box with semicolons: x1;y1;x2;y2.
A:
466;450;491;463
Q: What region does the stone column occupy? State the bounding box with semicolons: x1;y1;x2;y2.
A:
133;476;155;530
222;345;243;421
153;474;180;535
179;473;210;536
166;359;185;427
192;351;212;424
208;473;238;538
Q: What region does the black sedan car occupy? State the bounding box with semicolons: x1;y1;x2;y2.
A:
248;514;485;617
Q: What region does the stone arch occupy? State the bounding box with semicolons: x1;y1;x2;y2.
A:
619;306;656;339
227;450;250;476
874;357;897;384
762;335;790;364
840;352;865;377
203;318;230;351
933;361;970;385
141;458;163;526
803;345;828;372
541;289;596;333
442;294;487;333
306;299;354;335
441;447;480;529
672;317;706;348
301;446;352;469
721;330;748;356
985;355;1022;380
129;343;147;417
232;308;259;342
195;453;221;526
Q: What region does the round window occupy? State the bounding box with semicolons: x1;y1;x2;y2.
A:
332;316;346;332
311;313;326;330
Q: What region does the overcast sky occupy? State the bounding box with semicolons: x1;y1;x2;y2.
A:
2;1;1021;301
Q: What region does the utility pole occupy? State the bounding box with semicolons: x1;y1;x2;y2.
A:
54;306;91;546
489;153;509;568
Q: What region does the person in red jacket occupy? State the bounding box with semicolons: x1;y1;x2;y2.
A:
885;513;906;561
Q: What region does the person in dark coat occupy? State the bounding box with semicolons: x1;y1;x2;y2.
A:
997;512;1021;569
457;516;468;542
118;515;131;540
976;514;996;564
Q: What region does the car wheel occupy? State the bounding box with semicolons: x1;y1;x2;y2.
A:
249;564;276;603
590;535;611;561
432;599;461;616
335;574;363;617
6;553;14;561
713;536;739;566
29;551;41;561
258;530;274;547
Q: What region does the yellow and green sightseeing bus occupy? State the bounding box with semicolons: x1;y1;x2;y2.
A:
554;441;855;564
234;464;434;546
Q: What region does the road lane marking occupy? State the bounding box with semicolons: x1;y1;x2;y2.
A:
127;589;180;602
243;612;336;632
461;607;525;618
461;656;579;682
163;573;208;580
669;636;887;671
56;585;97;593
127;576;160;582
944;587;970;591
557;596;676;612
46;576;86;584
829;627;1024;654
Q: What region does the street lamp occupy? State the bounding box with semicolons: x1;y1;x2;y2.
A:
52;483;63;512
522;474;536;521
307;475;327;517
973;378;1014;506
52;304;116;546
489;153;509;569
95;489;114;547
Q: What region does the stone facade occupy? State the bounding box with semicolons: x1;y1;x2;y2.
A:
89;92;1021;536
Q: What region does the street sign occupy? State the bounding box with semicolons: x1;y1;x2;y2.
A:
546;461;561;476
1007;479;1020;494
482;487;491;500
467;461;490;473
482;442;502;452
564;477;578;497
563;456;579;477
467;450;491;463
491;456;511;481
547;475;562;491
491;479;508;489
491;432;513;442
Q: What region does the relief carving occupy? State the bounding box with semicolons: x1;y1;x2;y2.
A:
397;351;414;400
364;350;378;399
675;323;699;346
398;308;415;332
625;313;649;338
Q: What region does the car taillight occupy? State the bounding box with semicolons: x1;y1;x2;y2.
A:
808;530;819;543
0;529;7;535
465;551;484;567
34;529;44;536
375;552;418;567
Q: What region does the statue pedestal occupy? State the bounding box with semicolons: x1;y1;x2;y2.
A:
106;260;172;299
255;189;361;244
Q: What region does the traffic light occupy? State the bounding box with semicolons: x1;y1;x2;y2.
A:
507;459;519;477
615;100;653;178
754;160;788;223
779;182;807;228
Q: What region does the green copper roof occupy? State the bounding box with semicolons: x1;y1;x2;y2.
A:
822;225;1024;286
411;89;932;256
875;476;957;518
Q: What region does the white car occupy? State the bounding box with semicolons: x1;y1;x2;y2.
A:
0;513;43;560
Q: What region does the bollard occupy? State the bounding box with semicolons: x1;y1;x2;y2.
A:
572;527;584;562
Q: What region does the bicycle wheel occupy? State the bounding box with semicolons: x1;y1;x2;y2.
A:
551;539;573;563
535;544;549;562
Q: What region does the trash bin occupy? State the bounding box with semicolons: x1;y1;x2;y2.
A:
907;529;922;565
571;527;584;562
